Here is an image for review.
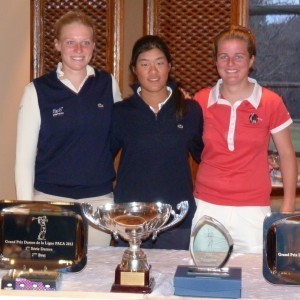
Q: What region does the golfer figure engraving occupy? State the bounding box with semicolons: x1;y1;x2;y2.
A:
82;201;189;293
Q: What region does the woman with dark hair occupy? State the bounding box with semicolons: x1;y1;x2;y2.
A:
110;35;204;250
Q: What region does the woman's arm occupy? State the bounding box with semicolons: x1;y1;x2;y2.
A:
188;101;204;164
15;83;41;200
111;74;122;103
272;126;298;213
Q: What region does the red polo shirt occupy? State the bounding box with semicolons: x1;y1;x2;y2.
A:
194;78;292;206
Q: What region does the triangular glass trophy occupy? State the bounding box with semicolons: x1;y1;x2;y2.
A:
189;215;233;275
174;215;241;298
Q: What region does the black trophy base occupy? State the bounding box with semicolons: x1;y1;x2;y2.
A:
111;264;154;294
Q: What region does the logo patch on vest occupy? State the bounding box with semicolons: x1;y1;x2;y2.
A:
52;107;64;117
98;103;104;109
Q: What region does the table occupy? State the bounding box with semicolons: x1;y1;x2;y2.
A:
0;246;299;299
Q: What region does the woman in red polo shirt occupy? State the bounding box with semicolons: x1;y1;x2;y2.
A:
192;25;297;253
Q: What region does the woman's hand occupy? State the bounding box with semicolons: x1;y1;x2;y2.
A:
180;88;193;100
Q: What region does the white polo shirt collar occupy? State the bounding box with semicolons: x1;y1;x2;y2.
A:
56;63;95;93
137;86;173;112
208;77;262;109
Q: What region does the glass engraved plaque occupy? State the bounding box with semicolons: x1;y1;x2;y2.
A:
190;215;233;273
174;215;241;298
0;200;88;290
263;212;300;285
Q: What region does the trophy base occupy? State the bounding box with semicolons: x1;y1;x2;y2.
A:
111;264;154;294
174;265;241;298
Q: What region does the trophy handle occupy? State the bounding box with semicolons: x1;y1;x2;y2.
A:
81;202;115;235
152;201;189;239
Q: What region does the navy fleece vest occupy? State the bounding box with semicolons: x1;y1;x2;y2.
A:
33;69;115;199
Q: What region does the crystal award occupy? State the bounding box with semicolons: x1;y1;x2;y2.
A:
174;215;241;298
189;215;233;274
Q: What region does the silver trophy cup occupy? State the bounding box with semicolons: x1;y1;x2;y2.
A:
82;201;188;293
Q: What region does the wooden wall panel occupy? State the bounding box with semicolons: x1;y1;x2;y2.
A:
144;0;247;95
144;0;247;182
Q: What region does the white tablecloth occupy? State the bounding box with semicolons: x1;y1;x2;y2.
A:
0;246;300;299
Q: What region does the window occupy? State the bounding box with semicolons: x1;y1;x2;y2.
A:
248;0;300;154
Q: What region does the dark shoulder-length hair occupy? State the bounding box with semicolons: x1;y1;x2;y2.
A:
130;35;187;121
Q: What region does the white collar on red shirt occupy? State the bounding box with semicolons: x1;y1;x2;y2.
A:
208;77;262;109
